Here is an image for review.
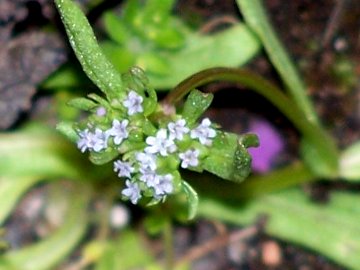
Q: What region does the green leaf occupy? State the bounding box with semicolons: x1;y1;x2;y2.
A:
56;121;78;142
55;0;123;99
0;177;42;225
202;132;255;182
152;27;185;50
236;0;318;124
232;134;258;182
140;0;175;25
181;181;199;220
101;42;136;73
148;24;260;89
95;230;154;270
136;53;171;76
340;140;360;181
2;185;90;270
89;148;119;165
181;90;213;125
103;12;129;45
0;125;96;181
300;138;339;179
67;97;97;111
198;188;360;270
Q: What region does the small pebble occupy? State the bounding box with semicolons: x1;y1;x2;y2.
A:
261;240;282;266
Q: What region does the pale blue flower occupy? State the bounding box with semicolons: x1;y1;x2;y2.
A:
123;90;143;115
114;160;134;178
145;129;176;156
168;119;189;141
190;118;216;146
77;129;92;153
154;174;173;196
140;169;159;188
122;180;141;204
179;149;199;168
107;119;129;145
136;152;157;171
87;128;108;152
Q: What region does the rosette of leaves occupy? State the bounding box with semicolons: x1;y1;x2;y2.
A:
55;0;258;219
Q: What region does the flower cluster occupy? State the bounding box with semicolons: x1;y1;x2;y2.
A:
76;90;217;205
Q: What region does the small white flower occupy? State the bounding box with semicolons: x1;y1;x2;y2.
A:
179;149;200;168
154;174;174;196
190;118;216;146
123;90;143;115
168;119;189;141
145;129;177;156
77;129;92;153
91;128;109;152
122;180;141;204
107;119;129;145
136;152;157;171
114;160;134;178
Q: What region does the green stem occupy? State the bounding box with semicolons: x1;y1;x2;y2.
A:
163;219;174;270
164;67;338;178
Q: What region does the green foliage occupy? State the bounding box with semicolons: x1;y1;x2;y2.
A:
1;0;359;269
43;0;259;90
198;188;360;270
52;0;257;217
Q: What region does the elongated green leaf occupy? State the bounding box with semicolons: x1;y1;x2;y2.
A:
148;24;260;89
0;177;42;225
198;188;360;270
55;0;123;99
236;0;317;124
0;126;100;181
103;12;129;45
2;185;90;270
